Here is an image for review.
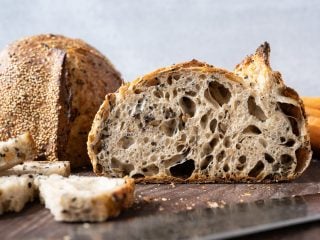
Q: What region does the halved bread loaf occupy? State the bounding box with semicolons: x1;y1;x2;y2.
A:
0;161;70;177
38;175;134;222
0;34;123;168
88;43;311;182
0;175;36;214
0;132;36;172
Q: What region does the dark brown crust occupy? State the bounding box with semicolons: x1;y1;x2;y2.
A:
105;177;135;218
0;34;123;167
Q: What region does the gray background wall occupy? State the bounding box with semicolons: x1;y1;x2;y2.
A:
0;0;319;95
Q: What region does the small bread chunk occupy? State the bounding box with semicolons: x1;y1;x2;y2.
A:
88;43;311;182
0;133;36;172
0;161;70;177
0;175;36;214
38;175;135;222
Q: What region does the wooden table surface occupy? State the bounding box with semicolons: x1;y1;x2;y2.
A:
2;160;320;240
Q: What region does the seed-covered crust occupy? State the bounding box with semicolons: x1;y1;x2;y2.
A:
0;34;123;167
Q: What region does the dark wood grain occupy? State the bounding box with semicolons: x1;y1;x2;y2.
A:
1;160;320;240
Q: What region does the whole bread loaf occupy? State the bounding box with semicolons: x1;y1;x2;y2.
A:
0;34;123;167
88;43;311;182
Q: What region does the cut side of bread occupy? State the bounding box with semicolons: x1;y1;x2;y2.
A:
88;43;311;183
38;175;134;222
0;133;36;172
0;175;36;214
0;161;70;177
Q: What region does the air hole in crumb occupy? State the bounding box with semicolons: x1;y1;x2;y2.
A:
277;102;302;136
142;164;159;176
143;137;149;143
280;154;294;165
160;119;177;137
165;92;170;100
223;164;230;172
280;137;286;143
223;137;231;148
248;161;264;178
209;119;217;133
236;143;241;149
179;96;196;117
176;144;185;152
238;155;246;164
131;173;145;178
172;88;178;97
284;139;295;147
189;136;196;144
178;116;186;131
200;113;209;129
118;136;134;149
207;81;231;106
185;91;197;97
111;158;134;176
200;155;213;170
265;153;275;163
247;96;267;121
173;74;181;80
163;148;191;167
153;90;163;98
217;150;226;162
167;75;173;85
218;122;227;134
169;159;195;179
201;138;218;156
236;165;244;171
242;125;262;135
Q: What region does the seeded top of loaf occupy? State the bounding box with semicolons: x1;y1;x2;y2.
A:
0;36;65;161
88;43;311;182
0;34;123;165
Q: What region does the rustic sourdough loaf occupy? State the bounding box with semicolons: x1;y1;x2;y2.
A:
88;43;311;182
0;34;123;168
38;175;134;222
0;132;36;172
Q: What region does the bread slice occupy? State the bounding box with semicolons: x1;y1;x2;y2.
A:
0;132;36;172
0;161;70;177
0;34;123;168
88;42;311;182
38;175;134;222
0;175;36;214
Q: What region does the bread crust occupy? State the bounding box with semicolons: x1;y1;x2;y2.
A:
0;34;123;167
88;43;311;183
